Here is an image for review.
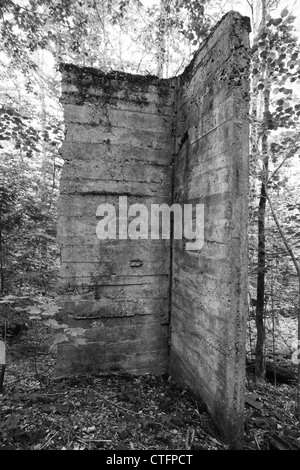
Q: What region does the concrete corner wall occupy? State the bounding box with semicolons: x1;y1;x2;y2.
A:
57;12;250;447
169;12;250;448
57;68;175;376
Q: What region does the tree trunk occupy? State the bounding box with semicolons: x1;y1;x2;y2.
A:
0;218;4;296
254;0;269;383
298;278;300;417
157;0;167;78
255;170;267;381
254;0;267;30
255;89;270;382
265;189;300;415
0;174;4;296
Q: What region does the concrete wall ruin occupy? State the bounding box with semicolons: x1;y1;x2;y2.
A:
57;67;174;377
169;14;250;446
56;12;250;447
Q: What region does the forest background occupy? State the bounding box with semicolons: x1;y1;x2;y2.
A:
1;0;300;389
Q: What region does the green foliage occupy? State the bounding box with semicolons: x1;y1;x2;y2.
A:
0;0;299;327
0;148;62;294
0;296;30;339
251;10;300;133
0;0;213;77
171;0;210;44
0;107;40;156
0;0;216;298
249;6;300;323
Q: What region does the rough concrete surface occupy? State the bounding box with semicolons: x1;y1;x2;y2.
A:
56;12;250;448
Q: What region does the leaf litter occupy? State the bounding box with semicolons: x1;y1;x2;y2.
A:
0;320;226;451
1;299;300;450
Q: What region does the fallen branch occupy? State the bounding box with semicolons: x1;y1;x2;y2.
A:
40;431;59;450
185;427;195;449
254;433;261;450
77;437;112;444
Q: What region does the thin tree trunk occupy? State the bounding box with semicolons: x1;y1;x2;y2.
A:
38;50;48;265
157;0;167;78
271;267;277;387
256;175;267;381
255;90;271;382
254;0;269;383
265;189;300;416
298;279;300;418
0;174;4;296
0;218;4;296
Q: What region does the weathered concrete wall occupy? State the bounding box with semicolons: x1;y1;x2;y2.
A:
56;67;175;376
56;11;250;447
169;13;250;447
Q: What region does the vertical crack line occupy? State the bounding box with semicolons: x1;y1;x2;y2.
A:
168;80;180;334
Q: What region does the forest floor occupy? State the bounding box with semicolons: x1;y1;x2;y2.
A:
1;296;300;451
